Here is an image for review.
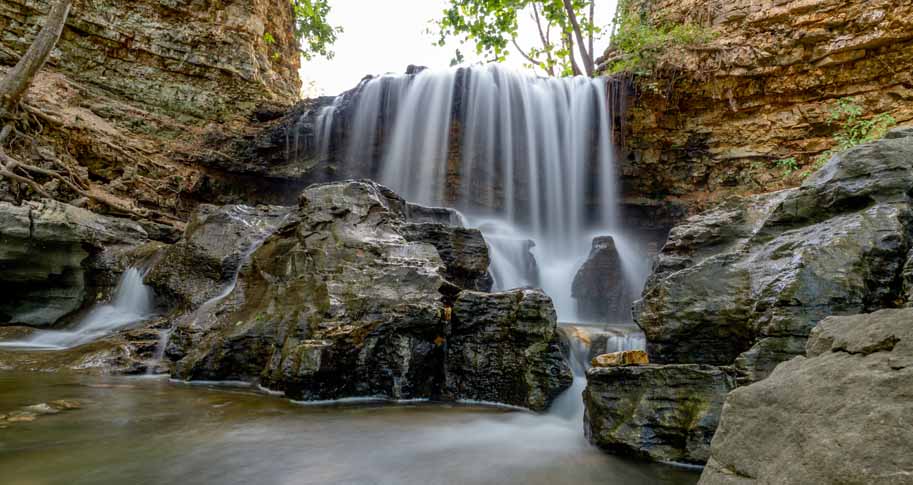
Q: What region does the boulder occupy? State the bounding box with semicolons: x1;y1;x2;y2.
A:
700;309;913;484
0;200;147;327
584;364;738;464
591;350;649;368
573;236;631;322
444;289;573;410
636;129;913;381
164;180;570;408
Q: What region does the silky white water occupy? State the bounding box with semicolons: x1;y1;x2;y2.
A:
0;268;154;350
310;65;649;321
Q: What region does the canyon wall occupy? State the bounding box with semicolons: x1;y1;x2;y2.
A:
613;0;913;210
0;0;301;223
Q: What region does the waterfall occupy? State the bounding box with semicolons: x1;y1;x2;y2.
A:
308;65;646;322
0;268;155;350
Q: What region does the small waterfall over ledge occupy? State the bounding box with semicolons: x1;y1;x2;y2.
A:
299;65;648;322
0;268;155;350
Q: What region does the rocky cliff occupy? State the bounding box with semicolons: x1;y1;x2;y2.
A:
0;0;301;223
612;0;913;210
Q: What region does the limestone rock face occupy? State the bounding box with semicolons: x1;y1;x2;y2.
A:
0;0;300;121
635;129;913;382
163;180;570;408
699;309;913;485
444;289;573;410
0;200;147;326
572;236;630;322
612;0;913;208
584;364;738;464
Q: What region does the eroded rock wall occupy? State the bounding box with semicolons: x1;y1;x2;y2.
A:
614;0;913;209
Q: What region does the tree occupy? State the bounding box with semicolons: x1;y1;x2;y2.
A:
290;0;342;61
433;0;603;77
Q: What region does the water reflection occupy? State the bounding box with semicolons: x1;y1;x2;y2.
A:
0;372;698;485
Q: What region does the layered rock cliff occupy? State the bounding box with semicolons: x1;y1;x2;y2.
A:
612;0;913;210
0;0;301;222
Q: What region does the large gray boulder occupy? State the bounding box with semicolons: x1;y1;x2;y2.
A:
636;128;913;382
163;180;570;408
0;200;147;326
584;364;737;465
445;289;573;410
699;308;913;484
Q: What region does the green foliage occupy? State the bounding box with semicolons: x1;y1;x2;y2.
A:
814;98;896;168
290;0;342;61
263;32;276;45
774;157;799;176
606;1;716;76
433;0;602;77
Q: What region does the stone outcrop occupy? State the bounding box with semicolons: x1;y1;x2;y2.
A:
400;223;493;292
160;180;570;409
611;0;913;209
584;364;738;464
444;289;573;409
0;199;148;326
700;309;913;484
636;128;913;382
572;236;631;322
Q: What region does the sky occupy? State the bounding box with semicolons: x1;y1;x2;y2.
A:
299;0;618;97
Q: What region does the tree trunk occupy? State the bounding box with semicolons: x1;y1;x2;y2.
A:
0;0;73;119
562;0;593;76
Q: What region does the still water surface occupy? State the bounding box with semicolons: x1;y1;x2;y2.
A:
0;372;698;485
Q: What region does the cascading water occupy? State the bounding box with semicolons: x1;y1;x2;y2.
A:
0;268;154;350
308;64;649;322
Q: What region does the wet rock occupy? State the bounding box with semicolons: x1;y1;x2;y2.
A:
400;223;493;291
166;180;569;408
584;364;738;465
700;309;913;484
444;289;573;411
558;324;647;363
573;236;631;322
591;350;649;368
144;204;293;308
0;200;147;327
636;129;913;381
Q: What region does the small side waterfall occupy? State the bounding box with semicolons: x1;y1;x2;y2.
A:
0;268;155;350
304;65;648;322
550;325;647;422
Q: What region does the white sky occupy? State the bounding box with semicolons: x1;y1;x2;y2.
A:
300;0;618;97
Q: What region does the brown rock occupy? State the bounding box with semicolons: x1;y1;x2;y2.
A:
591;350;650;368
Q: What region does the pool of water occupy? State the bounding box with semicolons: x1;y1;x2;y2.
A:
0;372;699;485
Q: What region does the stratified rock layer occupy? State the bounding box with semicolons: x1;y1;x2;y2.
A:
613;0;913;207
699;309;913;485
584;364;737;464
636;128;913;382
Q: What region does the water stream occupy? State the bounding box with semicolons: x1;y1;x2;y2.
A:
0;370;698;485
0;268;154;350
